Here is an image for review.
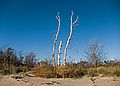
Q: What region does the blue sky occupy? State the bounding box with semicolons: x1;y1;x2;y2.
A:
0;0;120;62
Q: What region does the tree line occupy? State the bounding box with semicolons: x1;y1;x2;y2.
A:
0;47;36;75
0;40;120;77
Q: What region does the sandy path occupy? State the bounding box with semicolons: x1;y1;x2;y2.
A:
0;76;120;86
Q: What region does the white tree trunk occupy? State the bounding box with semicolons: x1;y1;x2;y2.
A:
64;11;79;66
52;12;61;66
58;41;62;66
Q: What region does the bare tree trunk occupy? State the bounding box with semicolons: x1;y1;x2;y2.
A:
52;12;61;66
57;41;62;66
64;11;79;66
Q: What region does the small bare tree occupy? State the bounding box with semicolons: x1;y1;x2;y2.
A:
52;12;61;66
64;11;79;66
84;40;106;67
25;52;36;69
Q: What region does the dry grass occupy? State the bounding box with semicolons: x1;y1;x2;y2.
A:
32;63;85;78
32;61;120;78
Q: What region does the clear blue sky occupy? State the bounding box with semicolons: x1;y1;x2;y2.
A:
0;0;120;62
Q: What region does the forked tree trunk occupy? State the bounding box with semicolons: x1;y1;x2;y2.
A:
52;12;61;66
64;11;79;66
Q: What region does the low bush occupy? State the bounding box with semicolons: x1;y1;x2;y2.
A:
32;62;55;78
113;70;120;76
0;70;3;75
87;69;99;77
32;63;85;78
32;63;120;78
3;69;10;75
87;67;118;77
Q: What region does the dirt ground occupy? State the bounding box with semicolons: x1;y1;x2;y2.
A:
0;75;120;86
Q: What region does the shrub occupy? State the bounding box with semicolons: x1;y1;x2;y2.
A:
32;62;55;78
56;65;85;78
3;69;10;75
87;69;99;77
113;70;120;76
87;68;114;77
0;70;3;75
32;63;85;78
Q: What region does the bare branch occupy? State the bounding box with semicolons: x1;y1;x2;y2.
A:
84;40;106;67
73;16;79;25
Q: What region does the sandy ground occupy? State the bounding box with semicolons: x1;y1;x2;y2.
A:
0;75;120;86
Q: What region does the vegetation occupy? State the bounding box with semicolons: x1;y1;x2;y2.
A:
0;47;36;75
84;40;106;67
32;62;85;78
113;70;120;76
32;59;120;78
0;45;120;78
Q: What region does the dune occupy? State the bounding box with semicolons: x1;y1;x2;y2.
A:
0;75;120;86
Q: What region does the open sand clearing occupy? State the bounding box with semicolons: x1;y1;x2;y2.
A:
0;76;120;86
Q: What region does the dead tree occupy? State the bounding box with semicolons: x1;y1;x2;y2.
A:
85;40;106;67
25;52;36;69
57;41;62;66
52;12;61;66
64;11;79;66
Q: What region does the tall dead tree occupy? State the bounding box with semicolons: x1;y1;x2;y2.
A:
52;12;61;66
57;41;62;66
64;11;79;66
